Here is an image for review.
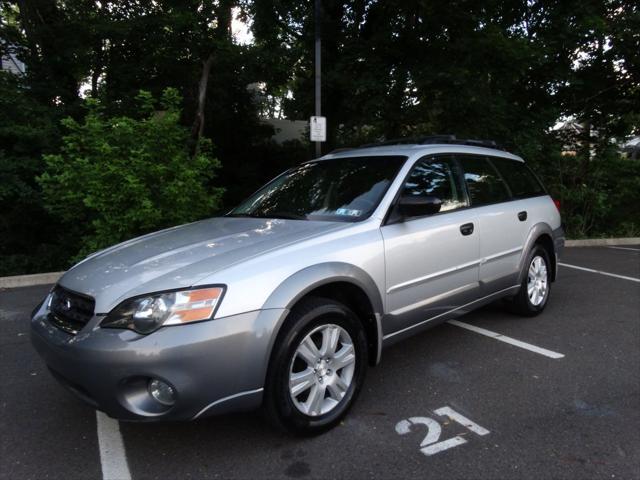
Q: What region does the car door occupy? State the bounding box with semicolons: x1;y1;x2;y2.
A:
488;155;549;283
457;154;523;294
381;155;481;337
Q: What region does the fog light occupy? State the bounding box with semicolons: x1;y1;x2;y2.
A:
148;378;176;406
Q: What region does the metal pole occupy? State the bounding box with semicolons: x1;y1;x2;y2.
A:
314;0;322;157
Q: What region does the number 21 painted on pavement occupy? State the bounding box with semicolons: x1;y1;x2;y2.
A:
395;406;490;456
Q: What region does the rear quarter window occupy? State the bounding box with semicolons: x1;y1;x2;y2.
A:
490;157;545;198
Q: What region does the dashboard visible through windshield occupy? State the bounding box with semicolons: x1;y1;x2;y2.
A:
229;156;407;222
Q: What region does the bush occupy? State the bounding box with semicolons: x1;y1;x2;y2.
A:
38;89;223;260
539;147;640;239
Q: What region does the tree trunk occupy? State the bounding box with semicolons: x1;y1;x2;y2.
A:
189;0;233;156
91;40;104;97
16;0;80;108
190;52;215;157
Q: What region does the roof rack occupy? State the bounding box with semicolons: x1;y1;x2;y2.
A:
327;147;356;154
360;135;456;147
359;135;504;150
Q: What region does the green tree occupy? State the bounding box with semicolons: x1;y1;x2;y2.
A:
249;0;639;237
249;0;578;149
1;0;285;273
1;0;638;278
0;72;67;275
38;89;224;258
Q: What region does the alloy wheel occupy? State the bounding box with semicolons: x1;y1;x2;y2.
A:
288;324;356;417
527;255;548;306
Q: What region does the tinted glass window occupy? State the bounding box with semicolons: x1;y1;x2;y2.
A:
230;156;406;222
403;156;467;213
459;155;511;205
490;157;545;198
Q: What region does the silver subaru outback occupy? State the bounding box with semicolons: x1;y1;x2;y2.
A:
31;138;564;434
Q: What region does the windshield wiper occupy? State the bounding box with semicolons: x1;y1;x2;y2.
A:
258;212;307;220
225;212;255;218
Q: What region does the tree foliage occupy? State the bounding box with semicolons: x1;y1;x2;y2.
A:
248;0;639;237
0;0;280;274
38;89;223;258
249;0;638;148
0;0;638;274
0;71;67;274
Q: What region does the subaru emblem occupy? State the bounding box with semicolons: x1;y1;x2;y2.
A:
61;298;72;311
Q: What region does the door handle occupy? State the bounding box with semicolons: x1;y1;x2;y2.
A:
518;211;528;221
460;223;474;236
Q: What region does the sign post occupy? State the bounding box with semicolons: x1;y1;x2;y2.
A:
314;0;322;157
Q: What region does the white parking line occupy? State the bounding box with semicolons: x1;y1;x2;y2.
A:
608;246;640;252
96;411;132;480
559;262;640;283
447;320;565;359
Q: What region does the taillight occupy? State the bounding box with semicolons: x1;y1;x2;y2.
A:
553;199;561;212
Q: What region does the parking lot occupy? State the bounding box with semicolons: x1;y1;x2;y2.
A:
1;245;638;480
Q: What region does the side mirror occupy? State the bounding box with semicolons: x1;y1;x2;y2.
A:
397;195;442;218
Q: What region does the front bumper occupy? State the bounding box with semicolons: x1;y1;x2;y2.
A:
31;298;287;421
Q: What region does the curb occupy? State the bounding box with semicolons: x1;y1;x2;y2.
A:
565;238;640;247
0;271;64;289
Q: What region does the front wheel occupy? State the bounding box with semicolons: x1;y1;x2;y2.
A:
264;297;368;435
508;246;552;316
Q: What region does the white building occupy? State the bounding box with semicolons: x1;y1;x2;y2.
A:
1;43;25;75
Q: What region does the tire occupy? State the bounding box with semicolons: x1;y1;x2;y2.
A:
508;245;552;316
264;297;368;435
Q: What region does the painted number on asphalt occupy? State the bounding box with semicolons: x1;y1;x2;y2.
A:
395;406;489;456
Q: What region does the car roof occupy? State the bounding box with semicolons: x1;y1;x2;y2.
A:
319;143;525;163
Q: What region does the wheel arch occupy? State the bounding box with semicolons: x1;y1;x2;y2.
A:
518;223;557;284
262;263;384;372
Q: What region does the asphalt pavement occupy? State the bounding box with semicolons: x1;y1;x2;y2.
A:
1;246;639;479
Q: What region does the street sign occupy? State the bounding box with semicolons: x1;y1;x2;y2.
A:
310;116;326;142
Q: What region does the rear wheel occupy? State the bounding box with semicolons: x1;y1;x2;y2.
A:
264;297;367;435
508;245;552;316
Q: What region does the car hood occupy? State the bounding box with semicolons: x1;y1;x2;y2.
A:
58;217;347;313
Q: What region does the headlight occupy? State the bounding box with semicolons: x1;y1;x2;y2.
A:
101;286;225;334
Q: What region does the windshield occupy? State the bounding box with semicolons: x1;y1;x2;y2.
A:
229;156;406;222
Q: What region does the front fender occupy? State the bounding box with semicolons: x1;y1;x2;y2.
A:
261;262;385;367
263;262;383;313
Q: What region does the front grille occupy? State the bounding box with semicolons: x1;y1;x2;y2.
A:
48;286;95;335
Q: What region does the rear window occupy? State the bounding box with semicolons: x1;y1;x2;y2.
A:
458;155;511;205
490;157;545;198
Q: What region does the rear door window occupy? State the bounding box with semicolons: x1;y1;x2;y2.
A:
458;155;511;206
489;157;545;198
